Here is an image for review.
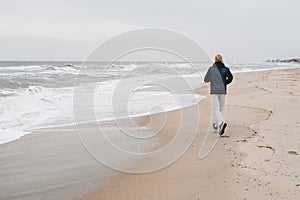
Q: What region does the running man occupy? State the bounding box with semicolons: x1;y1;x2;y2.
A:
204;54;233;135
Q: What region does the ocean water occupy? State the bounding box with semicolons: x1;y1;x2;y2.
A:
0;61;298;144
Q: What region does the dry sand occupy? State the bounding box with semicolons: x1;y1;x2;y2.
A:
0;68;299;200
86;68;300;200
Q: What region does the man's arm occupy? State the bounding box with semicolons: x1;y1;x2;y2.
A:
225;68;233;85
204;68;211;83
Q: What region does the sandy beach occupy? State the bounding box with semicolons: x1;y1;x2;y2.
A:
0;68;299;200
86;68;300;200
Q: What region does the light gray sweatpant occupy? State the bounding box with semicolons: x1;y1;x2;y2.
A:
211;94;226;126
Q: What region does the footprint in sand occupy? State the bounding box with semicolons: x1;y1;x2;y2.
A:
257;145;275;152
288;151;299;155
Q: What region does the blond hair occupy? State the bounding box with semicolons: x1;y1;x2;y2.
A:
215;54;223;62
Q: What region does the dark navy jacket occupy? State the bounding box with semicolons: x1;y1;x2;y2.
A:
204;62;233;94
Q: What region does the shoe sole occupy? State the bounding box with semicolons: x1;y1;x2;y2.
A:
219;123;227;136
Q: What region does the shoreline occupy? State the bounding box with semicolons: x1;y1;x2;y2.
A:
0;65;299;145
23;65;300;130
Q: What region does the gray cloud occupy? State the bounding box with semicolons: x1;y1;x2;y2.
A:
0;0;299;62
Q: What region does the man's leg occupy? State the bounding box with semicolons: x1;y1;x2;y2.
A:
218;94;227;135
211;94;224;126
219;94;226;121
211;95;217;129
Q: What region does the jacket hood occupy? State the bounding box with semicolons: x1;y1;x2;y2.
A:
214;61;225;69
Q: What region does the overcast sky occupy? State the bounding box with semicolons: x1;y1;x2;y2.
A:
0;0;299;62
